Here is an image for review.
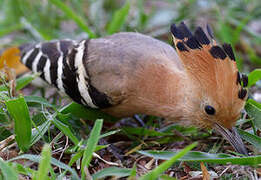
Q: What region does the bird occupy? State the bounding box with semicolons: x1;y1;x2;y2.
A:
1;22;248;155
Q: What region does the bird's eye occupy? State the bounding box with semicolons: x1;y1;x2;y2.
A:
204;105;215;115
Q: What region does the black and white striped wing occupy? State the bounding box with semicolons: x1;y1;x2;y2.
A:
19;39;112;109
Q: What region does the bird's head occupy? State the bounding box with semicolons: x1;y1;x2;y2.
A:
170;22;248;155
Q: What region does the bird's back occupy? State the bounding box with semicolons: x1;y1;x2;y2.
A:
87;32;184;109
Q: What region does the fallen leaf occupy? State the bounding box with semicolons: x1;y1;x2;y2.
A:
200;162;210;180
0;47;28;76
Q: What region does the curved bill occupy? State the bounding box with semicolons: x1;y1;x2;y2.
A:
214;123;248;156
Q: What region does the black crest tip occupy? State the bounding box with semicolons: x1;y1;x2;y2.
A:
222;43;236;61
236;72;241;85
241;74;248;87
194;27;210;45
176;42;189;52
206;24;214;39
209;46;227;60
170;24;184;39
238;88;247;100
185;36;202;49
178;22;193;38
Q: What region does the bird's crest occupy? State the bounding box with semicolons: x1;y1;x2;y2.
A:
170;22;247;127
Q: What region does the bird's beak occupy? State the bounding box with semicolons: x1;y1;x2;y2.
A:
214;123;248;156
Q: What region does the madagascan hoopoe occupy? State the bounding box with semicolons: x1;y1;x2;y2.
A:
2;22;248;155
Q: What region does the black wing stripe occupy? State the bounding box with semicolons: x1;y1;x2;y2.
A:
37;55;48;81
41;42;61;87
73;40;97;107
25;48;40;69
62;42;86;105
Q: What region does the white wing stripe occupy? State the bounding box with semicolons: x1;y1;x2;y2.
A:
43;59;51;84
56;41;65;92
22;48;34;64
74;40;97;108
32;51;42;73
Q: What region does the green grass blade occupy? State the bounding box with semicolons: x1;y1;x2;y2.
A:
5;96;31;152
12;163;36;176
128;164;137;179
0;23;23;37
81;119;103;179
107;0;130;35
92;167;132;180
8;154;80;179
52;118;79;145
139;150;261;165
237;128;261;151
20;17;50;41
30;119;51;146
67;145;107;173
59;102;118;122
0;158;18;180
25;95;56;109
231;16;250;45
99;129;121;139
248;69;261;87
123;127;172;137
35;144;51;180
16;74;38;90
245;99;261;130
68;150;83;167
48;0;96;38
0;74;37;92
59;150;84;178
139;142;197;180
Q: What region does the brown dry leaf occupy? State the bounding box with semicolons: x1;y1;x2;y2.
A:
180;175;190;180
200;162;210;180
0;47;28;76
1;63;15;80
256;168;261;176
144;158;154;170
93;152;120;166
0;135;15;151
183;162;192;174
2;63;17;97
0;149;18;161
125;144;143;156
7;66;16;97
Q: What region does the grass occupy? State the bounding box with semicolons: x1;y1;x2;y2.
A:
0;0;261;179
